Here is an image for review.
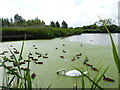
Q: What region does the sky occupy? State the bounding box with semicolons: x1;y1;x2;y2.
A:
0;0;119;27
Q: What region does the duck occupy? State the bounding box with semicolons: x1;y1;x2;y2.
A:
10;45;12;47
43;55;48;58
86;63;92;67
35;52;39;55
29;53;32;55
34;47;37;49
31;73;36;79
21;67;28;71
83;61;86;65
19;62;25;65
56;68;87;77
85;57;89;62
3;51;9;53
76;53;82;56
33;44;36;47
14;50;19;54
0;52;5;55
6;66;13;68
76;56;79;59
71;57;76;61
24;60;31;62
63;50;66;53
103;75;115;82
60;56;64;59
62;44;65;46
91;65;98;71
38;54;42;58
45;53;48;56
35;61;43;64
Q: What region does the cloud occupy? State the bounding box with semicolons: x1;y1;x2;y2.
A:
0;0;119;27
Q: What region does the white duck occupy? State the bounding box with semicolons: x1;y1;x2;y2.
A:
56;68;87;77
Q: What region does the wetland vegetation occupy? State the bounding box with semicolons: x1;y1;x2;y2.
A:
0;14;120;41
0;15;120;89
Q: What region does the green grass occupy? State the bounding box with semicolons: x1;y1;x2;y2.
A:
1;27;82;40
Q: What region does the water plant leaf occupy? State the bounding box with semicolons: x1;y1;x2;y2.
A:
81;64;85;89
47;84;52;90
73;66;104;90
2;64;22;79
25;55;32;89
93;65;110;89
8;48;18;63
91;65;104;89
19;40;24;61
8;76;15;86
98;16;120;74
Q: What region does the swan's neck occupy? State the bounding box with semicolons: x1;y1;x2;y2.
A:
57;69;66;75
61;70;66;75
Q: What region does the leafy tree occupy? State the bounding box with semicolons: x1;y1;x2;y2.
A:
61;20;68;28
10;18;13;23
95;18;115;26
14;14;25;24
42;21;45;25
50;21;55;27
1;18;11;27
55;21;60;28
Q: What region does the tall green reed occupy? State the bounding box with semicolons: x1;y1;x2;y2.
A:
98;16;120;89
0;40;33;89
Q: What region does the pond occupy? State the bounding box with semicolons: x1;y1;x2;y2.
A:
65;33;120;45
0;34;119;88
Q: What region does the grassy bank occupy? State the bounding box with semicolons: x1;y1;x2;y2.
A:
1;27;82;41
1;27;119;42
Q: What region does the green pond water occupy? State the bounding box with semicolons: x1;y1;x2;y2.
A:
0;37;119;88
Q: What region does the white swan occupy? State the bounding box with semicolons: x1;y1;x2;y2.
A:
56;68;87;77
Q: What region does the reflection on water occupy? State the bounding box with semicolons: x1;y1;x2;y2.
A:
65;33;119;45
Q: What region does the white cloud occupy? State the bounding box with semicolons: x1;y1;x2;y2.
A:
0;0;119;27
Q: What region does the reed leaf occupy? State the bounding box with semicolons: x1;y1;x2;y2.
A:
98;16;120;74
25;55;32;89
73;66;104;90
8;76;15;86
81;65;85;89
8;47;21;76
2;64;22;79
8;48;18;63
19;41;24;61
93;65;110;89
47;84;52;90
90;65;102;89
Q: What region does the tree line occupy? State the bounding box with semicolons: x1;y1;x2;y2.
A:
76;18;120;33
0;14;68;28
1;14;120;33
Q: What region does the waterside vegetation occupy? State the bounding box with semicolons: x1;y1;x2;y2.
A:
1;14;120;41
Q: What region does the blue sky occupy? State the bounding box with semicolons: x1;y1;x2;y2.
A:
0;0;119;27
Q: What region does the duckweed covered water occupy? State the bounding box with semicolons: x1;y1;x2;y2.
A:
0;38;118;88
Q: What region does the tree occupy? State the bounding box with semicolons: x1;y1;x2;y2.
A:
95;18;115;26
55;21;60;28
42;21;45;25
14;14;25;24
61;20;68;28
10;18;13;23
1;18;11;27
50;21;55;27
